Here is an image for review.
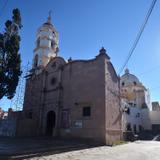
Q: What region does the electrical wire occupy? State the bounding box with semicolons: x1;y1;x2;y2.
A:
136;65;160;77
119;0;157;75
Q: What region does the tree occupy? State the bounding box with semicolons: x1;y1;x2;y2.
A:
0;8;22;100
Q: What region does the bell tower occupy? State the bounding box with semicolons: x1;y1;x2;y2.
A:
33;12;59;68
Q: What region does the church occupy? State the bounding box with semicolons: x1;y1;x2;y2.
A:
22;15;121;145
120;69;151;139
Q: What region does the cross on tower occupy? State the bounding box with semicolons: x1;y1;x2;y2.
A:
49;10;52;18
47;10;52;23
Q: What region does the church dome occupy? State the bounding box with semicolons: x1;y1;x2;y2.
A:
120;69;142;87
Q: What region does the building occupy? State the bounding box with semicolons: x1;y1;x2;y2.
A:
149;102;160;134
0;108;19;137
0;108;9;120
22;15;122;145
0;108;4;119
152;102;160;111
120;69;151;136
120;69;160;138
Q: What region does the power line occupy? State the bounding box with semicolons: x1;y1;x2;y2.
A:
149;85;160;93
0;0;8;18
119;0;157;75
131;65;160;78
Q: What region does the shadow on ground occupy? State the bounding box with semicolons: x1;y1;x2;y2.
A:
0;137;103;160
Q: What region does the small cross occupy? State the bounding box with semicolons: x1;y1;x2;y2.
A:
47;10;52;23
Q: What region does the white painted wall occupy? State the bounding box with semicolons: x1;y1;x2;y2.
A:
32;21;59;68
141;109;151;130
121;100;151;133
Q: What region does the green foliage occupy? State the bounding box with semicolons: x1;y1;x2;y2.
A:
113;140;128;146
0;8;22;100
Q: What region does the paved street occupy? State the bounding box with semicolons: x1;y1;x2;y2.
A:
31;141;160;160
1;137;160;160
0;137;98;159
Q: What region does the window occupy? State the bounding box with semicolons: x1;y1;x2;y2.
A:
61;109;70;128
37;38;40;47
124;107;130;114
133;81;137;85
134;124;137;133
34;54;38;68
51;62;56;68
51;40;54;48
139;125;142;132
51;77;56;85
136;113;140;118
83;106;91;117
122;82;125;86
126;123;131;131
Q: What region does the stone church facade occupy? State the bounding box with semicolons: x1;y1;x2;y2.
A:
23;15;121;145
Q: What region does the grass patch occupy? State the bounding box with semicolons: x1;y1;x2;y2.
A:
113;140;128;146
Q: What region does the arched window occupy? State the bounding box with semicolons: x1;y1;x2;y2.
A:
37;38;40;47
51;77;56;85
51;40;54;48
34;54;38;68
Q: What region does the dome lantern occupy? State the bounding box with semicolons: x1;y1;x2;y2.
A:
125;68;129;74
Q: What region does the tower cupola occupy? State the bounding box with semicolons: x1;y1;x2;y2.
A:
33;12;59;68
125;68;129;74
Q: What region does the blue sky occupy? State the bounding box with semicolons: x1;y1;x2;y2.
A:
0;0;160;110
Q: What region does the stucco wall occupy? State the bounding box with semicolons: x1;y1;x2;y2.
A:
141;109;151;130
23;53;122;144
0;119;16;137
105;59;121;145
61;55;106;143
23;74;44;113
23;73;45;135
16;119;38;137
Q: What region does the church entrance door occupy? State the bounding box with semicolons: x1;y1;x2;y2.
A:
46;111;56;136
